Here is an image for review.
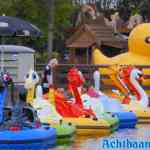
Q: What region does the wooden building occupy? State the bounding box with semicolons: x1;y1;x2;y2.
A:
66;14;128;64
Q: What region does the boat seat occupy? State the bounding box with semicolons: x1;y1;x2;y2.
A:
23;106;38;123
3;107;12;121
3;106;38;123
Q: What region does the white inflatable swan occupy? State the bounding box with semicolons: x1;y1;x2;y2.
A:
25;69;62;123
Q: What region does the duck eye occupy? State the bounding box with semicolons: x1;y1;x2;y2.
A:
32;73;37;80
145;37;150;43
26;74;29;78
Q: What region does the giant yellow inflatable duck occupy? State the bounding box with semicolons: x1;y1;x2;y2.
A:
93;23;150;65
93;23;150;95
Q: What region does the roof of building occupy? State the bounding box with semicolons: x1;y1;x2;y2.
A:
66;14;128;49
0;45;35;53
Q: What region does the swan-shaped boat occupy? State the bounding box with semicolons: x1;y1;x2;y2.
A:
119;66;150;124
25;69;76;143
33;85;76;144
0;75;56;149
0;106;56;149
51;68;119;135
81;85;137;129
84;69;138;129
108;65;150;124
54;89;118;136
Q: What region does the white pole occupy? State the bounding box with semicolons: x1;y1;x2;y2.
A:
1;45;4;73
93;70;100;90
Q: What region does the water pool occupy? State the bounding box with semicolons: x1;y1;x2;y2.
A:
52;125;150;150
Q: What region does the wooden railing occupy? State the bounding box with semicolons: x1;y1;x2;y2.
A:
53;64;106;88
36;63;150;95
50;64;150;96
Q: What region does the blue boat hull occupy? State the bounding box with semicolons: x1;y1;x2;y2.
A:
112;112;138;129
0;127;56;149
99;96;138;129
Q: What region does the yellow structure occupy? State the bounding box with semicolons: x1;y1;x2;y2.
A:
93;23;150;65
43;88;56;106
63;118;115;136
26;88;35;105
93;23;150;95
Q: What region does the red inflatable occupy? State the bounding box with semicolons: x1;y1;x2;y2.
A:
54;68;95;118
120;66;142;101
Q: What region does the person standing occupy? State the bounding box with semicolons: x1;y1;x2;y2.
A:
47;58;58;86
42;58;58;94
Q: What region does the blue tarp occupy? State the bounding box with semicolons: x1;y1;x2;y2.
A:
0;89;7;123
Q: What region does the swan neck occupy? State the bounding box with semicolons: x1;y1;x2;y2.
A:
27;87;35;105
130;76;146;98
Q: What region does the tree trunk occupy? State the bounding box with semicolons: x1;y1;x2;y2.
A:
47;0;54;58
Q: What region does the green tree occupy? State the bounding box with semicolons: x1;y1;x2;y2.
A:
139;0;150;20
117;0;150;21
0;0;76;59
54;0;76;40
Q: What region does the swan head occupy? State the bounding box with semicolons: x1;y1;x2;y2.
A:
130;68;143;81
24;69;39;89
119;66;142;81
81;94;92;109
67;68;85;87
128;23;150;57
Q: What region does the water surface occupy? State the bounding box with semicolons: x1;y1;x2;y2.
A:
53;125;150;150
